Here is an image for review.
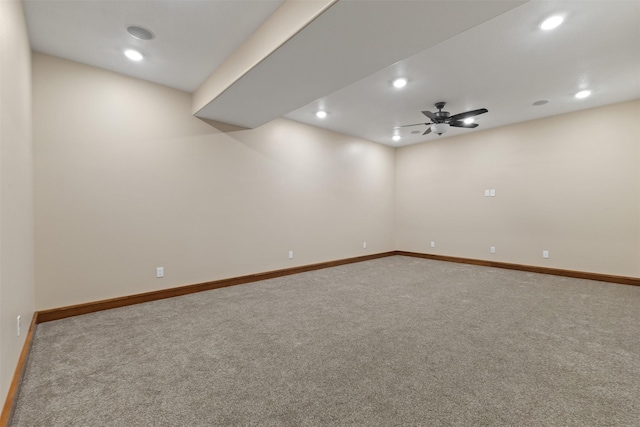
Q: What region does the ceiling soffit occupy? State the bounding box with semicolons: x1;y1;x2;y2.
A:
194;0;526;129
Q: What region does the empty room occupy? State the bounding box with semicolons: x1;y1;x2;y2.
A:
1;0;639;425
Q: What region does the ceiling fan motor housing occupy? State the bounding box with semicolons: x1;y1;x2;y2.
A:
434;102;449;122
435;111;450;121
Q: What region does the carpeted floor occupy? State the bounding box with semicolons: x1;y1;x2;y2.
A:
10;256;640;426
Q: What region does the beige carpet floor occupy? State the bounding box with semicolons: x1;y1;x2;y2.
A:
10;256;640;426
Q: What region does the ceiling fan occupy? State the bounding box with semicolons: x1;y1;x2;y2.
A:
397;102;488;136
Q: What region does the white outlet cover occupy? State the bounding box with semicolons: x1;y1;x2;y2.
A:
490;246;496;253
288;251;294;259
543;250;549;259
430;241;435;248
156;267;164;278
484;190;490;197
363;242;367;249
490;189;496;197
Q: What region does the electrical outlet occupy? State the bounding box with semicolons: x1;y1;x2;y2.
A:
156;267;164;278
484;189;490;197
543;250;549;259
490;189;496;197
289;250;294;259
430;241;435;248
490;246;496;254
17;315;21;337
363;242;367;249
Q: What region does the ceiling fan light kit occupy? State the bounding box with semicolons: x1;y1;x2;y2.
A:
431;123;449;135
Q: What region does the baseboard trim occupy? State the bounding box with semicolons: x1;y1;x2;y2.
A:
4;251;638;423
36;250;639;325
36;251;396;323
395;251;640;287
0;312;38;427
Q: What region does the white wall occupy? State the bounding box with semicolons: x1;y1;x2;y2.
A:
0;0;35;408
33;53;396;310
396;100;640;277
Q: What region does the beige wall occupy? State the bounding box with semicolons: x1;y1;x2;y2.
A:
3;40;639;408
33;53;396;310
396;99;640;277
0;0;35;407
30;54;640;309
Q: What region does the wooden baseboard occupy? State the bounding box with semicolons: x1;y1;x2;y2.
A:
37;250;639;325
0;312;38;427
395;251;640;287
3;251;638;424
36;251;397;323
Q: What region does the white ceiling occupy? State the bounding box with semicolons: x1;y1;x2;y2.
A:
195;0;526;128
24;0;284;92
286;0;640;146
23;0;640;147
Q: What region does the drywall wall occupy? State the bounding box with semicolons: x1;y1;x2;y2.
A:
0;0;35;408
29;53;640;314
396;99;640;277
32;53;395;310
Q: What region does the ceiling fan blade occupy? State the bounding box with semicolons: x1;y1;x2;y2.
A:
448;108;488;122
449;121;479;128
395;122;431;128
421;110;437;121
422;127;432;135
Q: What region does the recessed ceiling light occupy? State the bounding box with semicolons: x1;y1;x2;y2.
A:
575;90;591;99
315;111;327;119
463;118;475;125
124;49;143;61
392;78;407;89
392;135;401;141
533;99;549;106
540;15;564;30
127;25;155;41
